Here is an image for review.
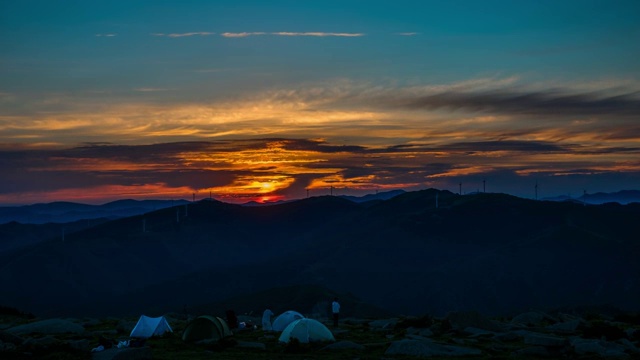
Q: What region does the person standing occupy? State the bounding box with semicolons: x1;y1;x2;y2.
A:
262;308;274;331
332;297;341;327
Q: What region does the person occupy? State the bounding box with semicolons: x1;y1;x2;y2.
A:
262;308;274;331
226;309;238;329
332;297;340;327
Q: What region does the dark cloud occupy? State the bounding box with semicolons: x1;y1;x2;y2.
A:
1;137;638;203
374;89;640;117
439;140;568;153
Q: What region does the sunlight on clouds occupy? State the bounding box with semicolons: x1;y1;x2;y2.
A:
427;166;494;178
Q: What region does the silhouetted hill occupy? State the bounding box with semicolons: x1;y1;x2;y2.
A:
544;190;640;205
338;189;406;203
0;218;110;253
1;190;638;318
0;199;189;224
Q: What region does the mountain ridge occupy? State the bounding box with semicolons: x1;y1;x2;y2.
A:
1;189;638;318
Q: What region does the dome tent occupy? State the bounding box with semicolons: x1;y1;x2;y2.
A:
272;310;304;332
182;316;233;343
130;315;173;338
279;318;335;343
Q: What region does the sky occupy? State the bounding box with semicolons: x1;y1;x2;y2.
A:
1;0;639;205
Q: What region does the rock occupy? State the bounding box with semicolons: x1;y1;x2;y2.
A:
619;338;640;353
23;335;60;348
463;327;496;337
0;340;17;351
512;346;554;357
524;333;568;347
321;340;365;351
546;319;581;333
369;319;398;330
6;318;85;335
511;311;553;326
332;328;349;336
406;334;433;341
571;338;629;358
385;339;482;357
68;338;92;351
0;330;25;345
492;332;521;342
406;327;434;337
236;341;266;350
445;311;505;332
92;346;153;360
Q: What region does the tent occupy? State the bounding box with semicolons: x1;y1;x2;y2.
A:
130;315;173;338
278;319;335;343
272;310;304;332
182;315;233;343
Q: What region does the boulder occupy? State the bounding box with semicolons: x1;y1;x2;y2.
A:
492;332;521;342
445;311;505;332
524;333;568;347
0;340;17;351
406;334;432;341
23;335;60;348
618;338;640;353
385;339;482;357
546;319;581;333
406;327;434;337
512;346;554;357
7;319;85;336
368;318;398;330
0;330;25;345
572;338;629;358
463;327;496;337
511;311;553;326
68;338;92;351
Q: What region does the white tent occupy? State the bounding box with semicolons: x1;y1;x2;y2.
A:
278;318;335;343
272;310;304;332
130;315;173;338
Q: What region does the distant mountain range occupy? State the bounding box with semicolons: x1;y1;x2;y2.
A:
543;190;640;205
0;199;189;225
1;189;638;319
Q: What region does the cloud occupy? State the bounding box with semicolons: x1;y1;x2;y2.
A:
378;90;640;117
271;32;364;37
219;32;364;38
152;32;215;37
95;34;117;37
396;32;419;36
134;88;171;92
220;32;267;38
2;137;640;205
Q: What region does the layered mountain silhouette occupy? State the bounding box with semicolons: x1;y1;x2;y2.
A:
0;199;189;225
1;189;638;318
543;190;640;205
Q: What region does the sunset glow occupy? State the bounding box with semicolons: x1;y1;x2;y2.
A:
1;1;639;205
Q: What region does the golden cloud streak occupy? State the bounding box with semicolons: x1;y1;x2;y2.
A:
0;184;194;205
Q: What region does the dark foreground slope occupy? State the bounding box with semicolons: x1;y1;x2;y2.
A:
1;190;638;317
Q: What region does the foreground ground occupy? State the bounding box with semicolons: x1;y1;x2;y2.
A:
1;309;639;359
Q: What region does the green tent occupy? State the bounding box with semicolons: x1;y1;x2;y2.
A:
182;316;233;343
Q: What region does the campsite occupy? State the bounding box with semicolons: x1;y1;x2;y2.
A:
1;304;640;359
